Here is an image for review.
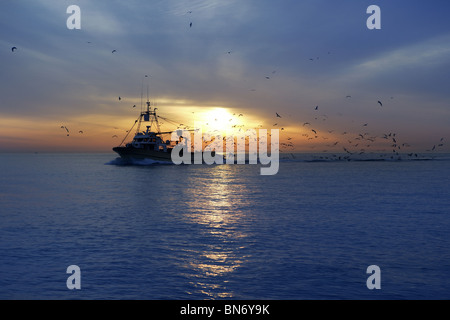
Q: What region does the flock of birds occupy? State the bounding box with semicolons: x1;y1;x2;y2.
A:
166;97;447;161
56;73;446;160
59;125;84;137
274;104;446;160
145;102;447;162
9;9;446;158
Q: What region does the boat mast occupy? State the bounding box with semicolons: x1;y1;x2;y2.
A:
136;100;161;135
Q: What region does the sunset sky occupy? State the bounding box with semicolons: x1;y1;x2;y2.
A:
1;0;450;153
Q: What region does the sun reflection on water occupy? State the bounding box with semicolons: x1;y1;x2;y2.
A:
181;166;253;298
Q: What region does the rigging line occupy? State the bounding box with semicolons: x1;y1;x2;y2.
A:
118;116;139;147
157;115;186;127
140;77;144;113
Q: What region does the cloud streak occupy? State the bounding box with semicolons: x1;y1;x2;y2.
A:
1;0;450;152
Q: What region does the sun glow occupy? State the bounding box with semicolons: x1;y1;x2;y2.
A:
200;108;238;132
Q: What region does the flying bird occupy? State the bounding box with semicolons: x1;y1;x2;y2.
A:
112;50;117;53
315;106;319;110
276;113;281;118
118;96;121;100
11;46;17;52
60;126;69;136
79;131;83;134
378;100;383;106
189;22;192;27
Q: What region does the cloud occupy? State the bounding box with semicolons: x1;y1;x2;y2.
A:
1;1;450;152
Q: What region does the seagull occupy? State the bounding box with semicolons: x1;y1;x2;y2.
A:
79;131;83;134
132;104;136;108
312;129;317;134
189;22;192;27
265;76;270;79
276;113;281;118
11;46;17;52
315;106;319;110
60;126;70;136
112;135;118;138
346;95;352;98
378;100;383;106
112;50;117;53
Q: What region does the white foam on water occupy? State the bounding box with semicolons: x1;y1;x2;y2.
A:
105;157;173;166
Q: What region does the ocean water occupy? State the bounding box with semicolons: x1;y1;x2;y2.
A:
1;152;450;300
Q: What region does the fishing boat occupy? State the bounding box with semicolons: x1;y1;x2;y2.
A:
113;101;212;162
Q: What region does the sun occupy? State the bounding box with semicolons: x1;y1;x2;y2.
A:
200;108;236;132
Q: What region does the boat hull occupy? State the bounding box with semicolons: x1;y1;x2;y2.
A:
113;146;172;162
113;146;218;163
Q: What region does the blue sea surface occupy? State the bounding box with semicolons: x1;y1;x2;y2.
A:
1;153;450;300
